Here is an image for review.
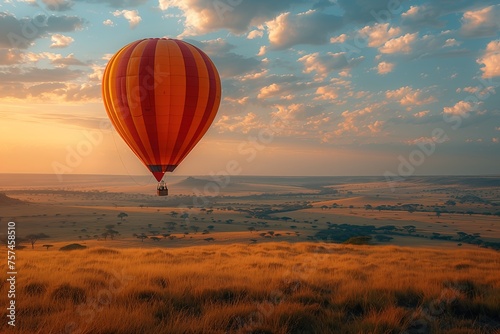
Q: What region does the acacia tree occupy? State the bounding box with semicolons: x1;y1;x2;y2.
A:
25;233;49;249
117;212;128;221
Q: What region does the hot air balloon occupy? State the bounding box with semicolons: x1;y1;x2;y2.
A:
102;38;222;196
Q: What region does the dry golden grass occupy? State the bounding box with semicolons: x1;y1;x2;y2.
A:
1;243;500;334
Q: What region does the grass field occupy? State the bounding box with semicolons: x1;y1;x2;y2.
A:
2;243;499;334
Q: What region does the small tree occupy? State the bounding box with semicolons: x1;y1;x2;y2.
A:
117;212;128;221
25;233;49;249
42;244;54;250
403;225;416;235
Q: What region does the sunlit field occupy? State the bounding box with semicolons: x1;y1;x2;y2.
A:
2;243;499;334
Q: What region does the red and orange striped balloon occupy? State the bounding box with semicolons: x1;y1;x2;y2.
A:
102;38;221;181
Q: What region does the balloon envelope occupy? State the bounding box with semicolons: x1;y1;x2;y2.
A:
102;38;221;181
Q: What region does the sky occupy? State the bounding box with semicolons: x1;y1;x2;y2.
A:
0;0;499;180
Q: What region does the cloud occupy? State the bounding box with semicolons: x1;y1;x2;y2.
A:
477;40;500;78
0;80;101;102
257;46;266;56
27;82;67;97
401;5;443;28
379;33;418;54
50;33;74;48
406;135;449;145
0;49;22;65
314;86;338;101
0;67;83;82
368;120;384;133
158;0;305;36
443;38;461;48
385;86;436;106
266;10;343;50
337;0;405;24
41;0;74;11
257;83;281;99
0;13;85;48
189;39;261;77
359;23;401;47
247;29;263;39
0;82;27;99
330;34;347;44
334;105;379;136
377;61;395;74
50;53;86;67
443;100;480;116
461;5;500;38
298;52;364;80
413;110;429;118
215;112;262;133
112;10;141;28
103;19;114;26
271;103;307;121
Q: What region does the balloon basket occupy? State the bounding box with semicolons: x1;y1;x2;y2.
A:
157;188;168;196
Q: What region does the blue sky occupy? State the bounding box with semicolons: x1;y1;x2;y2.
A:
0;0;499;178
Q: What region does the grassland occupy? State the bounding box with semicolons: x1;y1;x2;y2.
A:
1;243;499;334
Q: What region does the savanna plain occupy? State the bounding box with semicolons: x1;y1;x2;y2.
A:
1;174;499;333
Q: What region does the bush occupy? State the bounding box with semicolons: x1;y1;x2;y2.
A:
59;243;87;251
343;236;372;245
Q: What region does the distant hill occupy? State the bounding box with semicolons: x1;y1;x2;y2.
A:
175;176;231;188
0;193;25;205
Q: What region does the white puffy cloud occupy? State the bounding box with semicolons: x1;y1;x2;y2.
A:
298;52;364;80
359;23;401;48
215;112;262;133
112;10;141;28
50;34;74;48
377;61;394;75
334;105;378;136
257;83;281;99
385;86;436;106
330;34;347;44
461;5;500;38
314;86;338;101
477;40;500;78
247;29;263;39
267;10;342;50
103;19;114;26
158;0;305;36
443;101;478;116
413;110;429;118
379;33;418;54
444;38;460;48
50;53;86;67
